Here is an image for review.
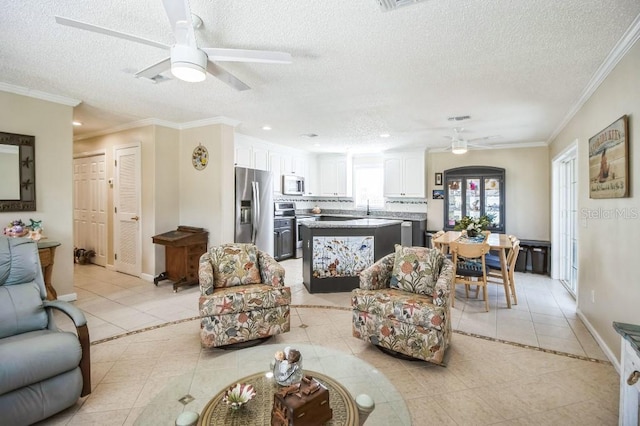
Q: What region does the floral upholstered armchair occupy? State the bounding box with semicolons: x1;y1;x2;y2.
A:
199;243;291;348
351;245;454;364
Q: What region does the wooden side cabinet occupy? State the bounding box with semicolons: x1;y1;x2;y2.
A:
152;226;208;292
38;241;61;300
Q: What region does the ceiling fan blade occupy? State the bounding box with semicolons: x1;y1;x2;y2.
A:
135;58;172;80
162;0;196;46
206;62;251;91
467;135;501;143
55;16;170;50
202;48;292;64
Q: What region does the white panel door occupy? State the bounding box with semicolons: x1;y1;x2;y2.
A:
73;154;107;266
114;145;141;276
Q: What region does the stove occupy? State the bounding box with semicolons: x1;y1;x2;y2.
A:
274;202;296;217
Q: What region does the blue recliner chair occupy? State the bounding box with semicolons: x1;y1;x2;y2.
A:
0;236;90;425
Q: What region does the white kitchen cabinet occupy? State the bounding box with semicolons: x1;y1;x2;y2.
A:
235;144;252;168
319;155;351;197
305;157;319;196
383;151;425;198
253;147;269;171
269;152;283;194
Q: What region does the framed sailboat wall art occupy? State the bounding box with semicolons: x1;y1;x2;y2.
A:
588;115;629;199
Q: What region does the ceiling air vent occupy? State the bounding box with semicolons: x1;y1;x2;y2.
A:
378;0;427;12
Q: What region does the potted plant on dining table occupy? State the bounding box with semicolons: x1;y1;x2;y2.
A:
454;215;494;238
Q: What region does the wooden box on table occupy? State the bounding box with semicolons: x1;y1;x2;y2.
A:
152;226;208;292
271;375;332;426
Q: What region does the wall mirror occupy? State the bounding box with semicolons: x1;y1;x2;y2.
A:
0;131;36;211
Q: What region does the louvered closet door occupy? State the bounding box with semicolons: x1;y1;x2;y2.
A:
114;145;141;276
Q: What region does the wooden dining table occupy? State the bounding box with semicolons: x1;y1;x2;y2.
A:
432;231;514;308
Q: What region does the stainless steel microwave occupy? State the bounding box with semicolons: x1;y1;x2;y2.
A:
282;175;305;195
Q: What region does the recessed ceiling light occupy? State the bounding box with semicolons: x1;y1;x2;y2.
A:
72;121;83;126
380;133;390;138
262;125;272;130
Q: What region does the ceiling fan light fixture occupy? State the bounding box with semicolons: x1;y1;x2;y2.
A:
451;139;467;155
171;46;207;82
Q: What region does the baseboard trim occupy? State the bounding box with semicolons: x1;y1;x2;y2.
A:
106;264;116;272
140;273;154;283
57;293;78;302
576;308;620;373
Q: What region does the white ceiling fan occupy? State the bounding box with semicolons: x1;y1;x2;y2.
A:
55;0;292;90
445;127;500;154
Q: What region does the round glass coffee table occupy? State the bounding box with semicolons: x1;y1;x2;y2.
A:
135;343;410;426
198;370;358;425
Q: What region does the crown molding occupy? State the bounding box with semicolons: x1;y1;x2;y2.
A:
73;116;241;141
428;140;547;153
548;13;640;143
179;116;241;129
0;82;81;107
73;118;178;141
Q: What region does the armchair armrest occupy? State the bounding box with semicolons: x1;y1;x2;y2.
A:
358;253;395;290
258;250;285;287
433;258;454;307
199;252;215;295
43;300;91;397
43;300;86;327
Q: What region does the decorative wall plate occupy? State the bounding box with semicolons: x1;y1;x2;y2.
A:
192;144;208;170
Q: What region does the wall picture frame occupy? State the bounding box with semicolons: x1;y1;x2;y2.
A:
435;172;443;186
588;115;629;199
432;190;444;199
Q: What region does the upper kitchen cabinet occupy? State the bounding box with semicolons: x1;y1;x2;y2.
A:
253;147;269;171
319;155;351;197
443;166;505;232
269;152;284;193
234;140;268;170
305;157;318;196
283;155;307;176
383;151;425;198
235;144;252;168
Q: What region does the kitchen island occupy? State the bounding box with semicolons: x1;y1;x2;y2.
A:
300;218;402;293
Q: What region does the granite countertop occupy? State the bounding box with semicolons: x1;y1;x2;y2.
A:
304;218;403;229
614;322;640;358
296;210;427;221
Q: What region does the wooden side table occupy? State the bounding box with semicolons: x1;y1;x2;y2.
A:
152;226;208;292
37;241;61;300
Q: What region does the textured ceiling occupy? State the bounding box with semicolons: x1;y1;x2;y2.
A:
1;0;639;153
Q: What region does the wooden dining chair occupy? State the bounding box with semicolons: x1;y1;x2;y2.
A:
450;239;491;312
487;238;520;306
432;230;446;252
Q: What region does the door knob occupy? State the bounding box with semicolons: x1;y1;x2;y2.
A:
627;371;640;386
131;216;139;221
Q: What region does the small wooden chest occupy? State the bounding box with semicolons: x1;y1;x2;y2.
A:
271;375;332;426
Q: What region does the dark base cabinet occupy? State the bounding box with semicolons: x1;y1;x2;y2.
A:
274;218;295;261
302;223;401;293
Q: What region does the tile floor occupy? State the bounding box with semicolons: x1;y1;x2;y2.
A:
41;258;619;425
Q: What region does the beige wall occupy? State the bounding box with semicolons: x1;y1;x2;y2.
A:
549;40;640;361
427;146;550;240
0;91;75;297
179;124;235;247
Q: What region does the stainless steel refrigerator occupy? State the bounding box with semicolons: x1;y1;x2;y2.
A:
235;167;274;255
